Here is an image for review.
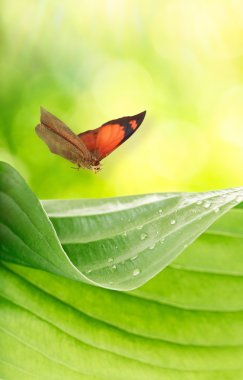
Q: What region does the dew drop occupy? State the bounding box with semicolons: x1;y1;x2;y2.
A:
137;225;143;230
122;231;127;237
130;255;138;261
149;243;156;250
204;201;211;209
86;269;92;274
170;219;176;225
133;268;141;276
108;257;114;263
111;264;117;270
196;200;202;205
158;209;163;215
140;233;148;240
160;237;165;244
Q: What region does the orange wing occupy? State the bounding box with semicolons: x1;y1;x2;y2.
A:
78;111;146;161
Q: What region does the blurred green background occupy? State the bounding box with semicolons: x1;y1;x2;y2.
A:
1;0;243;199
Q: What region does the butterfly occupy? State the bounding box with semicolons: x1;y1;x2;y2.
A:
35;107;146;172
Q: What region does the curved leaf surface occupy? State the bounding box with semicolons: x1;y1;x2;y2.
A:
1;161;243;290
1;162;243;379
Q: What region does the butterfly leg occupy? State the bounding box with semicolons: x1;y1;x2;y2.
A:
71;163;81;170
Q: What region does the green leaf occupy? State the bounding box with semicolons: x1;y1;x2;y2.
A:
1;161;243;379
1;161;243;290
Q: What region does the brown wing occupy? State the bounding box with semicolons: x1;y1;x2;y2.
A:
78;111;146;161
35;107;92;165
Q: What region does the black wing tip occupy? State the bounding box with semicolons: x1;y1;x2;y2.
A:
134;110;146;125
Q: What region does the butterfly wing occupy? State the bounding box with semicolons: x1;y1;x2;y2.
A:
36;108;92;165
78;111;146;161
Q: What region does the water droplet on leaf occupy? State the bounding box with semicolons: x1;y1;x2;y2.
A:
130;255;138;261
133;268;141;276
140;233;148;240
204;201;211;208
149;243;156;250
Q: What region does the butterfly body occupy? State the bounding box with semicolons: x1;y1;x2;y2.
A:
36;107;146;172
